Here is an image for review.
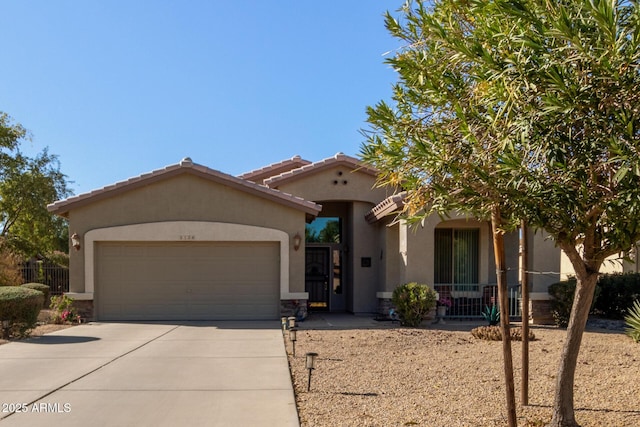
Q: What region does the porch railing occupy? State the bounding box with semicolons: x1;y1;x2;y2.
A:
434;284;521;319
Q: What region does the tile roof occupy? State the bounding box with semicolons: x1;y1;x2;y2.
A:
48;157;322;217
238;155;312;183
365;192;406;223
264;152;378;187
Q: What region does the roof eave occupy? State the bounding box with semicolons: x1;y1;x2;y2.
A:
48;160;322;217
365;193;406;223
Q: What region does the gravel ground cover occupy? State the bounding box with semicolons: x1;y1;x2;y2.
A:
286;319;639;427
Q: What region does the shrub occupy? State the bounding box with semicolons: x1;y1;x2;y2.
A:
0;286;44;338
49;294;78;324
548;279;581;327
624;300;640;343
391;282;437;327
21;283;50;308
594;273;640;319
549;273;640;326
471;325;536;341
0;247;22;286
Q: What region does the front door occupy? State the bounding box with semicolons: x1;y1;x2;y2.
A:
305;247;330;310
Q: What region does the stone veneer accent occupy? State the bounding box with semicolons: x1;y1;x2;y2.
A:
530;299;555;325
280;299;308;321
377;297;395;319
71;299;94;322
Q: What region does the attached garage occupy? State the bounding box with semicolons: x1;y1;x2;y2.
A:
47;158;321;322
96;241;279;321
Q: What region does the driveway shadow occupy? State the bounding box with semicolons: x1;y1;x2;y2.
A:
23;335;101;344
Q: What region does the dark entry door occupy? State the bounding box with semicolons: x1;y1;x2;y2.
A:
305;247;330;310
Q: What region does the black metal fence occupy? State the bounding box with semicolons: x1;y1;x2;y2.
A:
434;283;521;319
20;260;69;296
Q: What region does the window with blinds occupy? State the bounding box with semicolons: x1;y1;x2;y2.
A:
434;228;479;285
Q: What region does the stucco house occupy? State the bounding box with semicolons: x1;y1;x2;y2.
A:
48;153;560;322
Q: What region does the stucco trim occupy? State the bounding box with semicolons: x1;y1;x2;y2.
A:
376;292;393;299
83;221;306;300
530;292;552;301
66;292;94;300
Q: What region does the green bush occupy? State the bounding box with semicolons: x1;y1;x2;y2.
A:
391;282;437;327
21;283;50;308
0;286;44;339
593;273;640;319
548;279;578;327
49;294;77;324
548;278;601;327
624;300;640;343
549;273;640;326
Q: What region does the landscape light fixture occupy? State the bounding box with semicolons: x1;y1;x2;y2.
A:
289;327;297;356
288;316;296;329
281;317;288;335
71;233;81;251
305;352;318;392
293;232;302;251
1;320;9;340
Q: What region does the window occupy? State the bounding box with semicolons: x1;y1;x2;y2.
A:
306;217;341;243
434;228;479;285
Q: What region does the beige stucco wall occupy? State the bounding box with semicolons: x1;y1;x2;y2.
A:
527;229;561;293
623;244;640;273
379;220;400;293
67;173;308;296
274;166;390;205
349;201;380;313
378;212;520;294
560;246;627;279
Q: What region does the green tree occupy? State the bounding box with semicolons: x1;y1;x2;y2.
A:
361;1;640;426
0;113;71;258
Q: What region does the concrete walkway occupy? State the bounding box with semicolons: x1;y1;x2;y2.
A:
0;322;299;427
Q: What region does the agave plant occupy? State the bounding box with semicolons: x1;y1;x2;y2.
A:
624;300;640;343
482;305;500;326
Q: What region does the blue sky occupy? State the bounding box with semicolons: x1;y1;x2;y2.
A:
0;1;401;196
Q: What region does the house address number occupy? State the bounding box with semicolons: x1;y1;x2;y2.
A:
179;235;196;240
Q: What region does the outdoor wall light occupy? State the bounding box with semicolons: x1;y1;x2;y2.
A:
293;232;302;251
289;327;297;357
305;352;319;391
288;316;296;329
70;233;81;251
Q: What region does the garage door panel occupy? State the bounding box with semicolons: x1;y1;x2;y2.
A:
101;302;189;320
97;242;279;321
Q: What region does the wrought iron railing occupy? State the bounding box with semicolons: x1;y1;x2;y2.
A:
434;284;521;319
20;261;69;296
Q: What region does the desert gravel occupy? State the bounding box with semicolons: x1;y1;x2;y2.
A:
286;317;639;427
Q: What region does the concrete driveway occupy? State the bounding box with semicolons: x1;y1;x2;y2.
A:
0;322;299;427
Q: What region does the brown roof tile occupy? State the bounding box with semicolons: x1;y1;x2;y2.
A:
365;192;406;223
238;155;312;184
264;152;378;187
48;157;322;218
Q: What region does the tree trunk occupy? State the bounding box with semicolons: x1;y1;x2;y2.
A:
491;207;517;427
548;272;599;427
521;221;530;406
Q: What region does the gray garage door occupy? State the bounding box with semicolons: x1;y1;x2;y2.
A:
96;241;280;321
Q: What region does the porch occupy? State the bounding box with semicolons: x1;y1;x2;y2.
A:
434;284;522;319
